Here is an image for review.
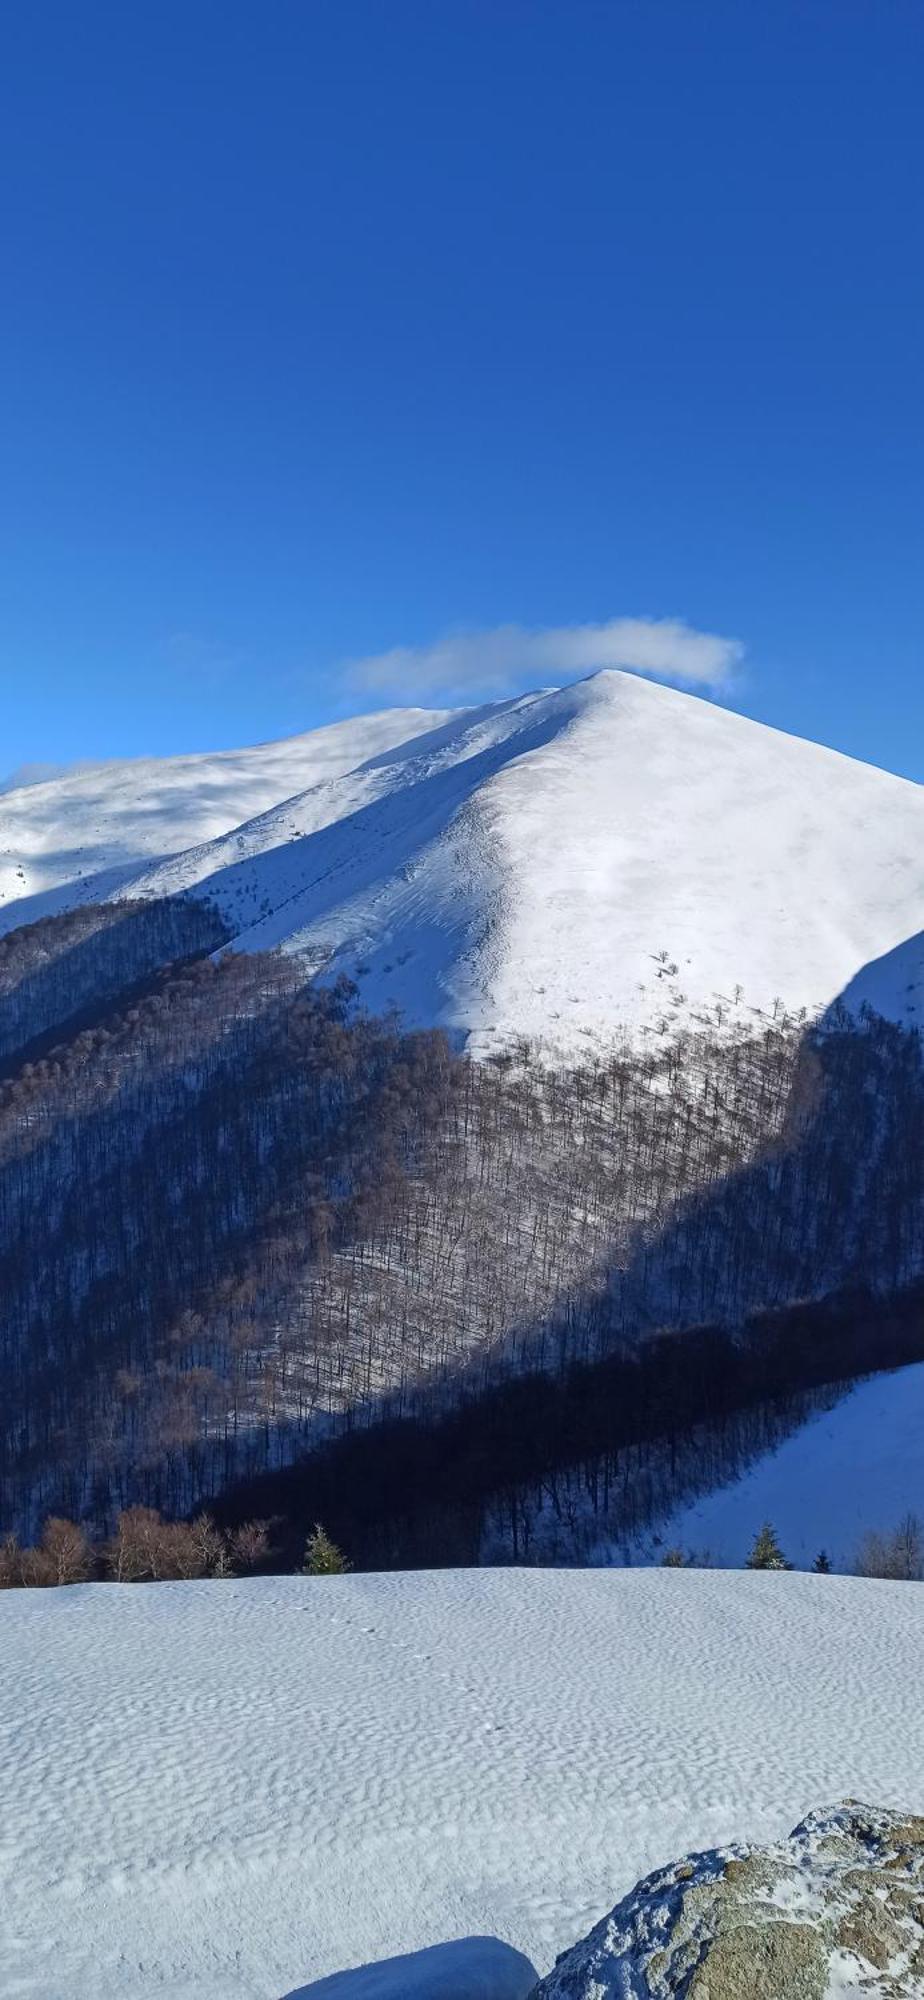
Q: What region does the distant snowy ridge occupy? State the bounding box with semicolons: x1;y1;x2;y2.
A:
3;671;923;1052
0;704;455;929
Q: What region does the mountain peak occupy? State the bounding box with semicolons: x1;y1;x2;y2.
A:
3;688;922;1055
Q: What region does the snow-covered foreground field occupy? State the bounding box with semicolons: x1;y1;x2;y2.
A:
2;1569;923;1998
622;1361;924;1574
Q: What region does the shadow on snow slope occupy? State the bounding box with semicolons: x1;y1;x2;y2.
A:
281;1934;537;1999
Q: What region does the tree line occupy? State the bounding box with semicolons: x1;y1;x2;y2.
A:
0;894;227;1067
0;1507;348;1588
212;1279;924;1571
664;1515;924;1581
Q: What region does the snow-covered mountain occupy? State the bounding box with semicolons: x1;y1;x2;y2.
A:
4;671;923;1052
0;704;454;929
2;1568;922;1998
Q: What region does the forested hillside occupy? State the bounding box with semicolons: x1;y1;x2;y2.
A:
2;894;924;1544
0;897;228;1064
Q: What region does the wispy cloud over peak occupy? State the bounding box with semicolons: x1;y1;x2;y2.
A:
344;617;744;702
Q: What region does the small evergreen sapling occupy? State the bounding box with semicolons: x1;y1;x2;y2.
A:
746;1522;792;1571
303;1523;350;1575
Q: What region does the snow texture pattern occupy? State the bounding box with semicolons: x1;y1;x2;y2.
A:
1;1568;923;1997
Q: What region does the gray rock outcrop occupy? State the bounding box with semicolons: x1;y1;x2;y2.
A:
530;1801;924;1998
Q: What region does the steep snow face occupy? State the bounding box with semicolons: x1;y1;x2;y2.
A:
0;705;455;931
131;670;924;1054
115;692;556;981
1;1568;922;1998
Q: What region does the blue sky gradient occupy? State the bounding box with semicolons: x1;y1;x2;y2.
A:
1;1;922;778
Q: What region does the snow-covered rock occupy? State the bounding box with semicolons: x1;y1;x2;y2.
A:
531;1800;924;1998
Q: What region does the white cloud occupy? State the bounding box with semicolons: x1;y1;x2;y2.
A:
344;616;744;701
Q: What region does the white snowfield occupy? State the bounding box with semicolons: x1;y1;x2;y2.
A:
628;1361;924;1575
0;706;453;930
2;671;923;1051
1;1568;923;1999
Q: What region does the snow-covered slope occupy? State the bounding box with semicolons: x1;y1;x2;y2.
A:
1;1568;923;1998
4;672;923;1052
125;671;924;1054
0;705;453;931
625;1362;924;1574
115;692;551;962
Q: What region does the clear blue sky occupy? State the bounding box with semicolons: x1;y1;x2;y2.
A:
2;1;922;779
